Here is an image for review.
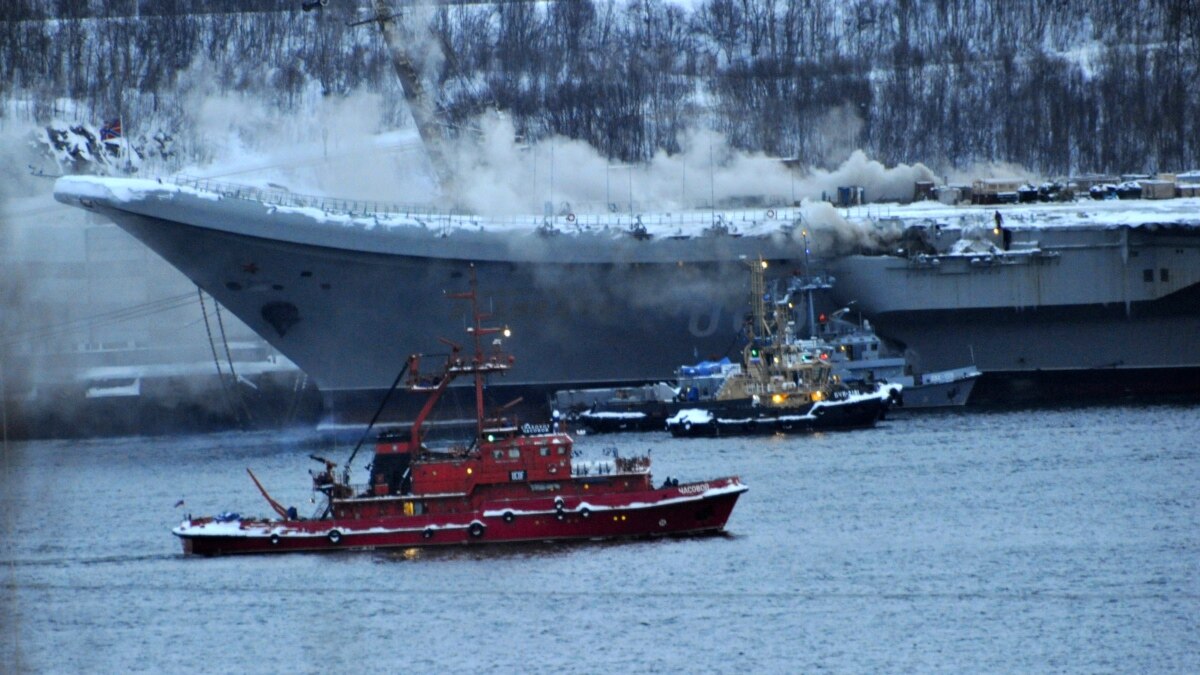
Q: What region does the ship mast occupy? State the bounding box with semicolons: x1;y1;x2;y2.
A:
792;228;833;339
386;265;512;452
445;266;511;440
749;257;771;340
742;257;772;388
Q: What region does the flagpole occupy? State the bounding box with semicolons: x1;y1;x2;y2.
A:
120;115;126;172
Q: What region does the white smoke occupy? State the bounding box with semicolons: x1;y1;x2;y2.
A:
172;81;436;204
793;200;906;256
793;150;937;204
441;115;936;217
80;53;942;228
940;160;1040;186
139;86;932;262
808;104;866;167
0;118;53;202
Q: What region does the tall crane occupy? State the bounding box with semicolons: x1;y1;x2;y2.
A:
318;0;560;198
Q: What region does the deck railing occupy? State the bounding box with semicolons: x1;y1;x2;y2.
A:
170;174;806;232
173;174;446;219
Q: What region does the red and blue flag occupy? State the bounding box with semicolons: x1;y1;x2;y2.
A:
100;118;122;141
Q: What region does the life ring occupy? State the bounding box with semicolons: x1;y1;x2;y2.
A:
502;511;515;523
269;533;280;546
566;213;576;223
469;522;485;538
683;421;692;431
766;209;776;219
422;527;434;539
328;529;342;544
554;497;565;511
579;507;591;519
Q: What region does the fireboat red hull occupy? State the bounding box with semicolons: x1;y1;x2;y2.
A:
174;269;748;557
175;477;746;556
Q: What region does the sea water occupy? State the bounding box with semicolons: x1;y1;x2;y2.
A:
2;402;1198;673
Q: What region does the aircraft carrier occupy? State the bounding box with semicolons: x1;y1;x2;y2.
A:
40;0;1200;420
53;175;1200;415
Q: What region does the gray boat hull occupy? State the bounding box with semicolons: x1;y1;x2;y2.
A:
896;374;979;408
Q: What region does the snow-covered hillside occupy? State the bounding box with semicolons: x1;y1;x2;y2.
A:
2;0;1196;177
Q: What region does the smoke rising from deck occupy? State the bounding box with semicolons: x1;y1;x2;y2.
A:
129;64;935;220
152;83;935;263
941;160;1041;186
175;84;437;204
13;74;938;302
439;115;936;219
7;75;934;416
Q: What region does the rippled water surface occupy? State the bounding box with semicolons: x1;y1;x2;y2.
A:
3;402;1199;673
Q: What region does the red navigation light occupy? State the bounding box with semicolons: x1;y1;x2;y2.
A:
818;313;827;323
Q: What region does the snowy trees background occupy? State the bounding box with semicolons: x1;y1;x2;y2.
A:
2;0;1197;177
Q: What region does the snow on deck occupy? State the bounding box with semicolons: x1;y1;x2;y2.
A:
55;174;1200;243
868;195;1200;230
56;175;220;205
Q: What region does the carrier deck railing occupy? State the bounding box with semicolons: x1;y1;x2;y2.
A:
171;174;809;232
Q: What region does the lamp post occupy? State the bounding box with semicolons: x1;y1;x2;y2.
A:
606;164;634;217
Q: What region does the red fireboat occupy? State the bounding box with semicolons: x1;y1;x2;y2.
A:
173;269;748;555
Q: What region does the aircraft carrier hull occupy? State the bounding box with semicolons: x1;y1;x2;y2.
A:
53;178;814;423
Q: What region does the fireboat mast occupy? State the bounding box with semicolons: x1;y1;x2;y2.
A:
337;264;509;465
398;266;513;449
445;267;512;440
